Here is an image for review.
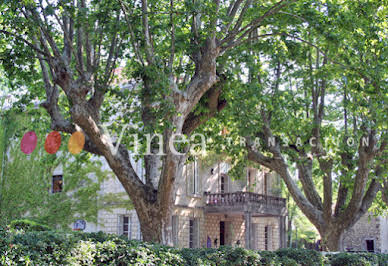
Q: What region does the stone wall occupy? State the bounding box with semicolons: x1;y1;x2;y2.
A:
173;207;205;248
380;216;388;253
203;214;246;248
343;213;382;252
97;209;142;240
251;216;280;251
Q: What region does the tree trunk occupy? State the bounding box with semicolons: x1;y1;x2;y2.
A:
136;202;171;244
320;227;344;251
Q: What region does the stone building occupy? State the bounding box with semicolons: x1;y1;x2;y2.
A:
343;213;388;253
82;157;287;250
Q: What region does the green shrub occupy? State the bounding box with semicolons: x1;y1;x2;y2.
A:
1;230;387;265
328;252;388;266
375;253;388;266
9;219;51;232
275;248;324;266
330;253;372;266
0;225;9;254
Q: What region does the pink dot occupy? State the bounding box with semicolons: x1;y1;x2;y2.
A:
20;131;38;154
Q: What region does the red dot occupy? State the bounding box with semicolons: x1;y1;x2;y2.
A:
44;131;61;154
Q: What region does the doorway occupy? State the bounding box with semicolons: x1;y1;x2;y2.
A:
366;240;374;252
220;221;225;246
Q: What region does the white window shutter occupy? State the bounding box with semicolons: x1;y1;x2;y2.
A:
128;215;132;240
187;163;194;195
118;215;123;235
194;160;199;194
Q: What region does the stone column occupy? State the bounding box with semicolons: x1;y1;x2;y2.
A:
244;212;252;249
279;215;286;248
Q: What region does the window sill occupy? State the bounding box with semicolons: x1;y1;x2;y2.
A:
188;193;202;199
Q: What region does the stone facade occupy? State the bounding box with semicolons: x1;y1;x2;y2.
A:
343;213;388;253
66;157;287;250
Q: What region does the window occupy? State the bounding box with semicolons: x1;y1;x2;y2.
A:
264;225;272;250
172;215;179;246
119;215;131;239
189;219;194;248
247;169;256;192
189;218;199;248
220;174;228;193
193;160;199;194
52;175;63;193
264;173;270;195
187;159;200;195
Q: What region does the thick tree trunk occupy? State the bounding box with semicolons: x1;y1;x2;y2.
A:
320;227;345;251
136;204;165;243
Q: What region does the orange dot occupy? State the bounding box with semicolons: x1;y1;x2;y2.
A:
68;131;85;155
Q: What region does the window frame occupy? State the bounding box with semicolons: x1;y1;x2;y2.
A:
51;175;63;193
118;215;131;239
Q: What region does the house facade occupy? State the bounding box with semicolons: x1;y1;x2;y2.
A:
91;157;287;250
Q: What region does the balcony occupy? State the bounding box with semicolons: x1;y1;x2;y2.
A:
204;192;287;216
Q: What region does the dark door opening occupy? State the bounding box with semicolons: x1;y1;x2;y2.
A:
366;240;374;252
220;221;225;246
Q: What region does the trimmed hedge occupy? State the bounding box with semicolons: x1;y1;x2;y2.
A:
1;228;387;265
8;219;51;232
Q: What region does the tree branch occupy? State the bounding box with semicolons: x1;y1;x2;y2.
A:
0;30;51;58
223;0;244;34
221;0;296;47
141;0;155;64
119;0;145;65
182;74;227;135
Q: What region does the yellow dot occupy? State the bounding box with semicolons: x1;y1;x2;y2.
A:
68;131;85;155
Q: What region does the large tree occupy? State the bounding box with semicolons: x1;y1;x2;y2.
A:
207;0;387;251
0;0;309;242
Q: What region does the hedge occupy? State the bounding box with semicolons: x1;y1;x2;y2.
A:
8;219;51;232
1;228;387;265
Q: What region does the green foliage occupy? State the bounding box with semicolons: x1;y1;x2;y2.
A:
0;109;130;229
328;252;379;266
9;219;51;232
275;248;325;266
1;229;388;265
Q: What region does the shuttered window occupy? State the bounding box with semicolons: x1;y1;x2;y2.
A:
264;225;272;250
118;215;131;239
189;218;200;248
187;159;200;196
